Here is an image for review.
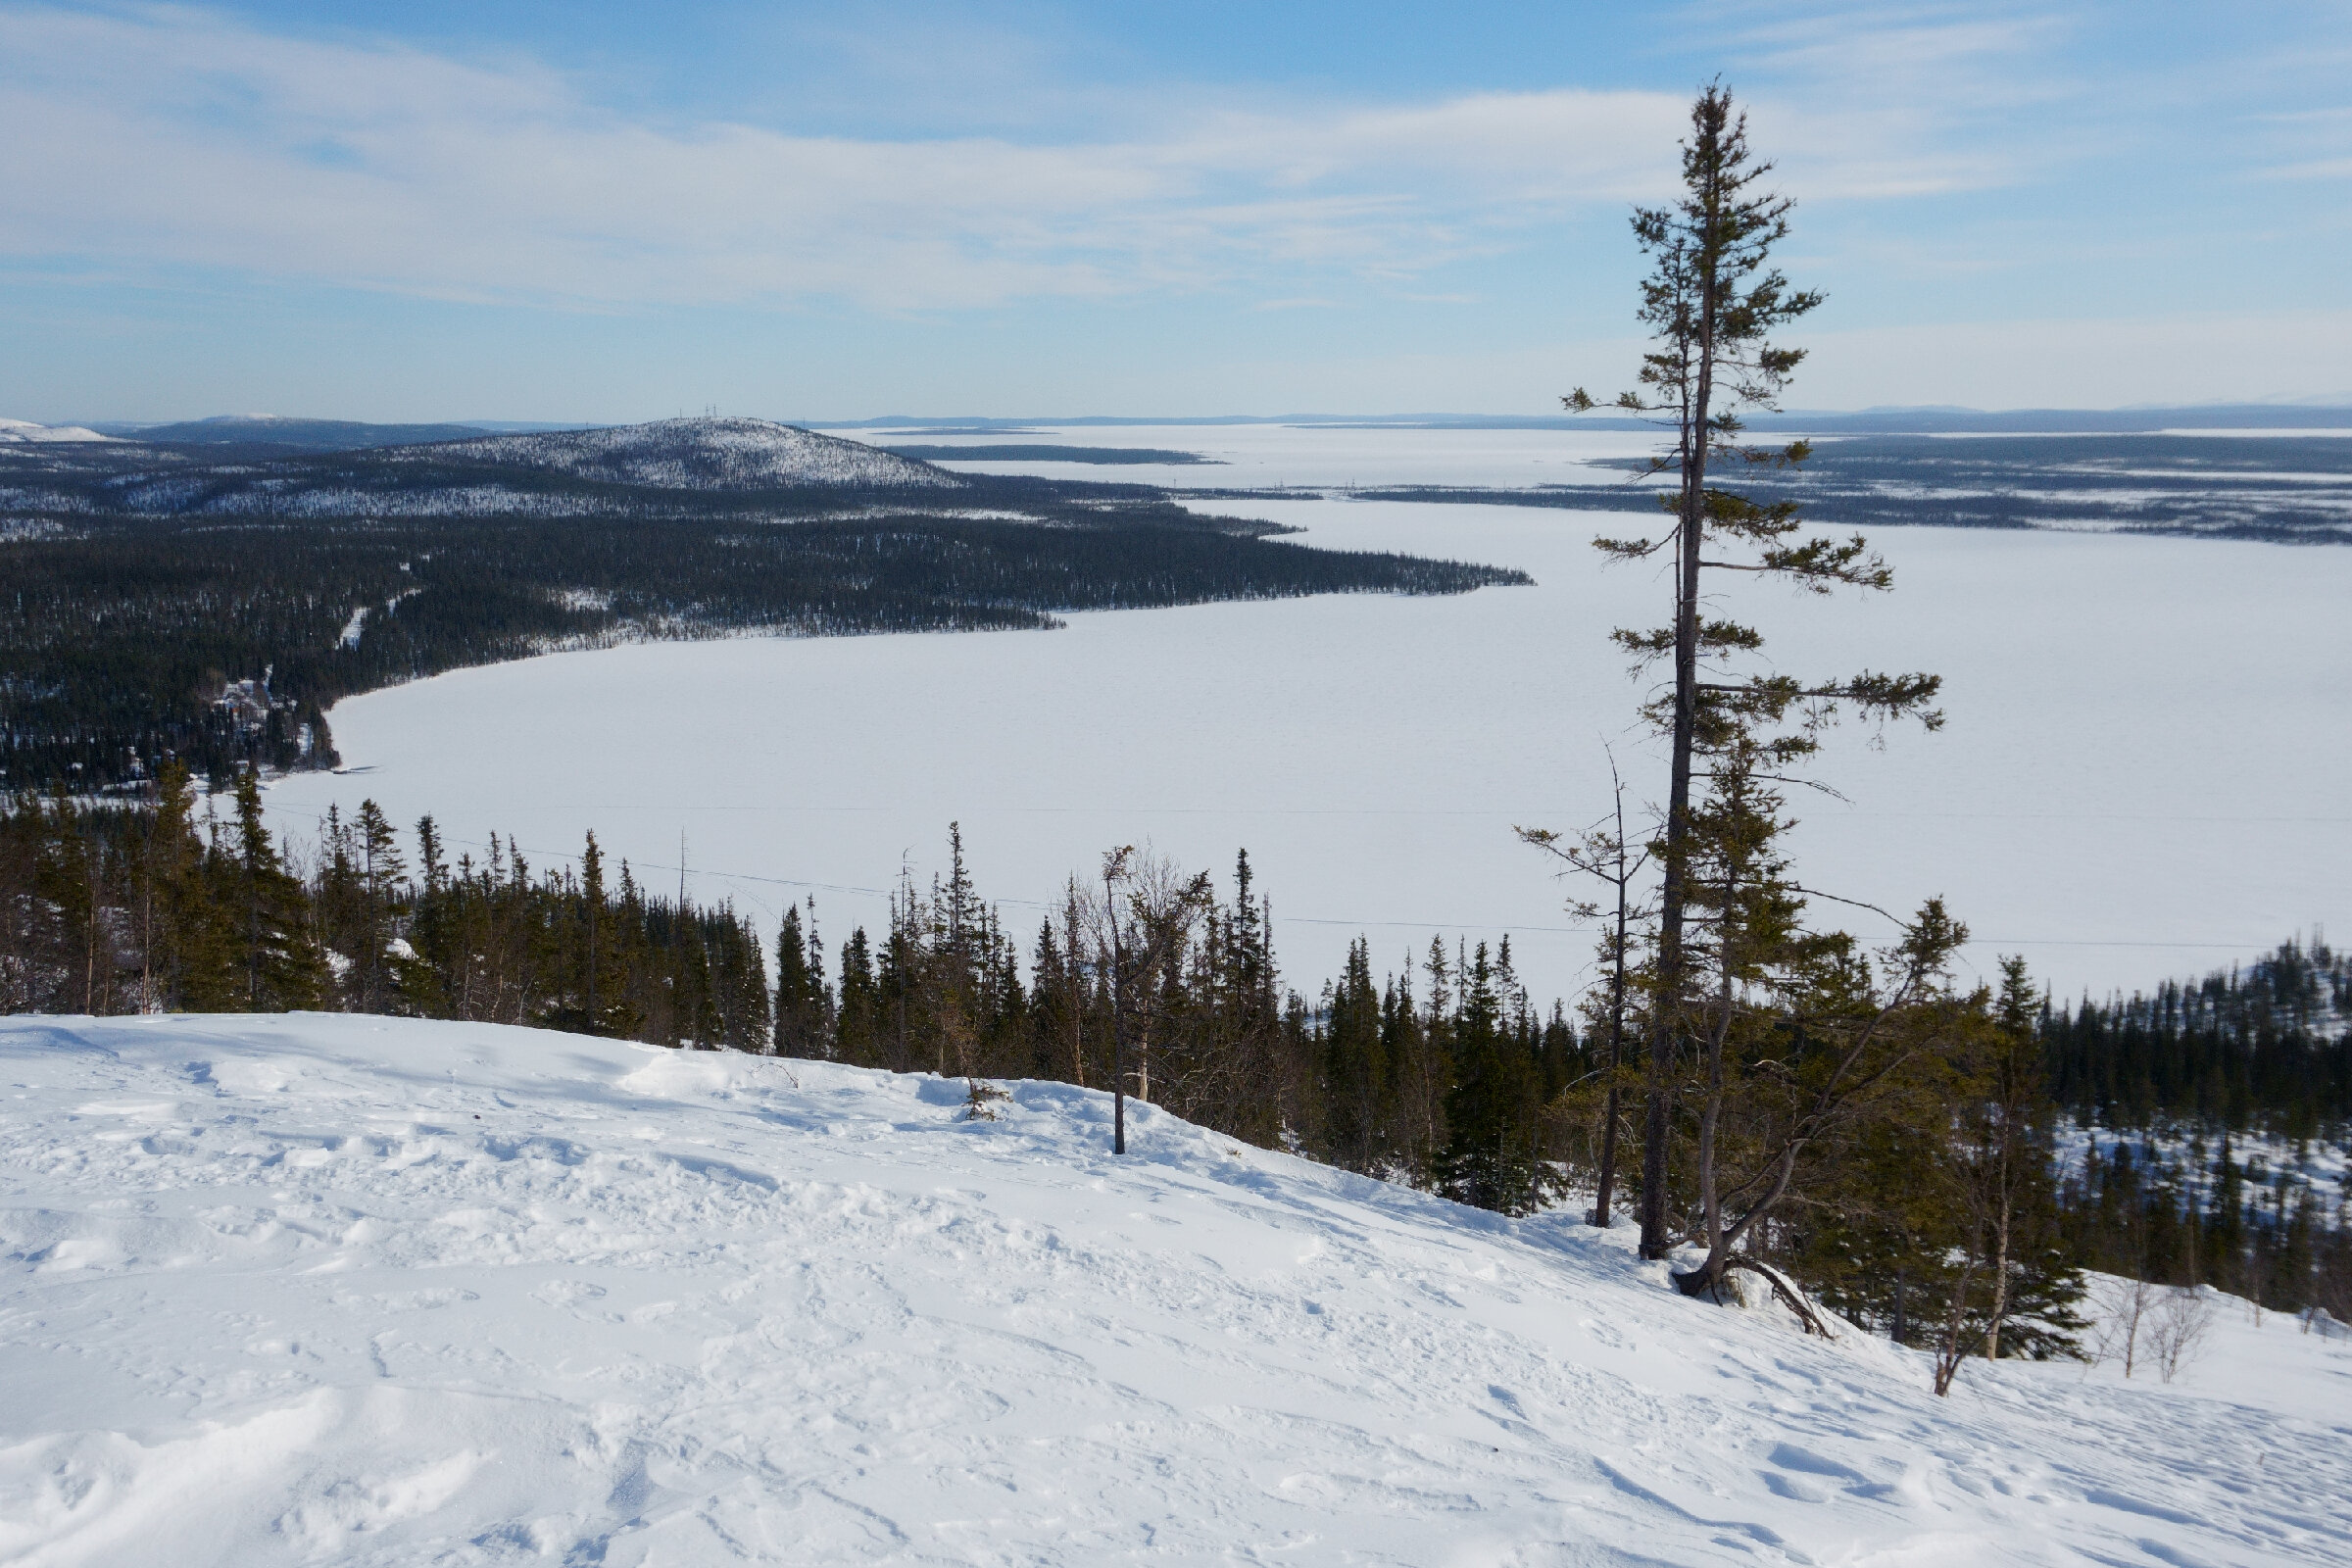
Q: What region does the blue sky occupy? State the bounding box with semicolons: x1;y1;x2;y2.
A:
4;1;2348;421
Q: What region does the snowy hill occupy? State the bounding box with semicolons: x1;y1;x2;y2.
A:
5;417;966;520
379;416;965;491
3;1016;2347;1566
0;417;115;444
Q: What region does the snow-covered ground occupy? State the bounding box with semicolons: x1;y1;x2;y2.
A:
266;424;2352;1004
4;1014;2347;1566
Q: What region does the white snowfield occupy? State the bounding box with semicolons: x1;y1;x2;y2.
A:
0;418;114;445
380;416;965;491
3;1016;2347;1567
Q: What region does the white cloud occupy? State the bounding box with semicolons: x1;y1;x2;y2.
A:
0;4;2025;312
1798;310;2352;409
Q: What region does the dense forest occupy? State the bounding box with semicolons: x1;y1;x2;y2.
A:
7;790;2345;1336
0;423;1525;794
2046;939;2352;1135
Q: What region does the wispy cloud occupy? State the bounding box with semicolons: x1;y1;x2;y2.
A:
0;4;2036;313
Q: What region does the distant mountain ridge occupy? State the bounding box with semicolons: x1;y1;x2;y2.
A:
4;416;968;520
107;416;505;450
383;416;961;491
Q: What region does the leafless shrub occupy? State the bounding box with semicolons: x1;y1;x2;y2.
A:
2146;1287;2219;1383
2086;1275;2158;1378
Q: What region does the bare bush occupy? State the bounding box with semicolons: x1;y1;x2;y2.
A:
2146;1287;2219;1383
2087;1275;2158;1378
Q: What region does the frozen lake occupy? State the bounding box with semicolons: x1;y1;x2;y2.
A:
266;425;2352;1007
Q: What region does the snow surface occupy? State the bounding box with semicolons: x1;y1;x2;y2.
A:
5;1013;2348;1566
266;426;2352;1004
381;417;963;491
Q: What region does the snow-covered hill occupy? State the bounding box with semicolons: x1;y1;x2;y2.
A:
3;1015;2346;1566
0;418;115;445
382;416;964;490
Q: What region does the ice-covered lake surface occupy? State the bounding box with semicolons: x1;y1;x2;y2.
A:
265;424;2352;1004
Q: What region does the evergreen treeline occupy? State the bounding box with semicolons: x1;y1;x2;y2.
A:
2045;939;2352;1137
0;505;1524;793
0;770;770;1048
0;791;1583;1213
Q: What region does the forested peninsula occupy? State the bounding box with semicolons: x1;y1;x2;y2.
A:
0;418;1525;793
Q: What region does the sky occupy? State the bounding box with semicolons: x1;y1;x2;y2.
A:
4;1;2349;422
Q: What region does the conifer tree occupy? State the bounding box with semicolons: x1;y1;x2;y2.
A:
122;762;232;1012
1321;938;1389;1173
1437;942;1546;1213
835;926;880;1065
1566;81;1942;1263
403;814;452;1015
351;799;407;1013
773;903;830;1057
231;768;324;1010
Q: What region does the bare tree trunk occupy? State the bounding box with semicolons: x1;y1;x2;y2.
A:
1063;888;1086;1087
1642;265;1718;1263
1592;923;1626;1227
1934;1259;1983;1396
1674;838;1740;1294
1983;1171;2014;1359
1592;783;1634;1229
1683;962;1736;1291
1104;860;1129;1156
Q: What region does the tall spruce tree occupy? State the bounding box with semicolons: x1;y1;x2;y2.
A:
773;903;831;1057
1565;81;1942;1263
231;768;324;1011
1438;941;1546;1214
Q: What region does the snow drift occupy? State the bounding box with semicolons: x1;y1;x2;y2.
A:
2;1014;2345;1566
